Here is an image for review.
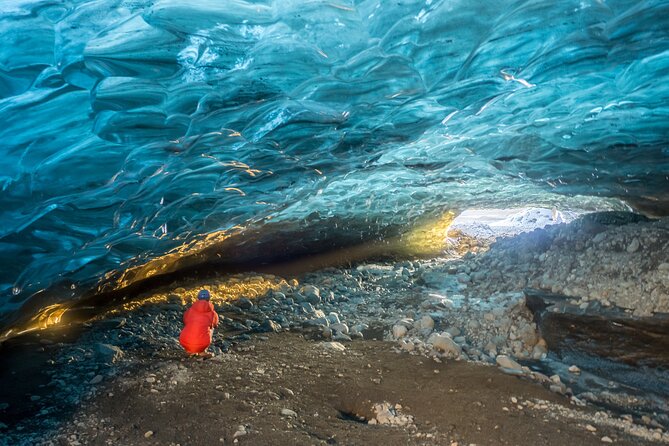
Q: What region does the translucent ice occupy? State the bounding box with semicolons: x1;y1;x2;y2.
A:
1;0;668;330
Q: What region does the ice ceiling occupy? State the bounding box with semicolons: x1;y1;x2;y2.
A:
1;0;668;331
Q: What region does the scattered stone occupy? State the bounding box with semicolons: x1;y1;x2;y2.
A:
255;319;281;333
326;312;341;324
330;323;349;335
144;430;154;438
416;315;435;331
236;298;254;310
280;408;297;417
392;324;408;339
94;343;124;364
89;375;103;385
278;387;295;398
586;424;597;432
601;436;613;443
300;285;321;304
321;342;346;352
495;355;523;371
369;402;414;427
427;333;461;357
332;332;352;342
568;365;581;374
233;425;247;439
626;238;640;253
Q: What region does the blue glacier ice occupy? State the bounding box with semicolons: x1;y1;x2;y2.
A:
1;0;668;333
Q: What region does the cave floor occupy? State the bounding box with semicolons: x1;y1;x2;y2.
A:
41;333;652;446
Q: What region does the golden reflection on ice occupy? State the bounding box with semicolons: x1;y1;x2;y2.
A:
224;187;246;196
108;228;240;289
7;303;70;339
113;273;293;313
397;211;456;256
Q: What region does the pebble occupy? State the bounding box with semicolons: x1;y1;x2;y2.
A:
601;436;613;443
94;343;124;363
586;424;597;432
144;430;154;438
233;425;247;439
427;333;461;357
89;375;103;385
392;324;408;339
568;365;581;374
255;319;281;333
330;323;349;335
280;408;297;417
495;355;523;371
626;238;640;253
326;312;341;324
321;342;346;352
300;285;321;303
146;377;156;384
236;298;254;309
416;315;434;331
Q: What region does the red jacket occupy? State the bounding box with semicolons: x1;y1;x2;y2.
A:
179;300;219;353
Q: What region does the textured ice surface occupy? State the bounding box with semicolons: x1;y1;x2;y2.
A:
1;0;668;329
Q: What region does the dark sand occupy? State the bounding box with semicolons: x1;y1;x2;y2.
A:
50;333;649;446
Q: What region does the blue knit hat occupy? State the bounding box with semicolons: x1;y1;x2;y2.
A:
197;289;211;300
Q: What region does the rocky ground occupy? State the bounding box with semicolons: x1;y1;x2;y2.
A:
1;211;668;445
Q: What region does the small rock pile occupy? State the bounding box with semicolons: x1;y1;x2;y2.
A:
439;213;669;316
368;402;414;427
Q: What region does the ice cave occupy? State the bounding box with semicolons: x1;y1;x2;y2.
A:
0;0;668;444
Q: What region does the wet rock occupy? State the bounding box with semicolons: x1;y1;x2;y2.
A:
330;323;349;335
532;339;548;359
300;302;316;314
89;375;103;385
445;326;461;337
326;312;341;324
484;342;497;357
254;319;281;333
94;343;124;364
237;298;254;310
332;332;352;342
300;285;321;304
350;323;368;338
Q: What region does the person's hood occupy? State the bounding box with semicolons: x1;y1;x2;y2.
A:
191;299;213;313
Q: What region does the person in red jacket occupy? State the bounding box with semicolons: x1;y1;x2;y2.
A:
179;289;219;357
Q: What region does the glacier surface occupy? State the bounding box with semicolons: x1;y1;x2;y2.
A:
1;0;668;330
